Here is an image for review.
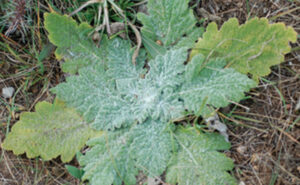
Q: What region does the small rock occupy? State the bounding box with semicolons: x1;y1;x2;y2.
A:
147;177;160;185
2;87;15;98
237;146;247;155
206;114;229;142
295;99;300;111
239;181;246;185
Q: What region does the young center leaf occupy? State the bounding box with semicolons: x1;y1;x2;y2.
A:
166;126;237;185
44;12;107;74
190;17;297;80
138;0;203;49
2;100;98;162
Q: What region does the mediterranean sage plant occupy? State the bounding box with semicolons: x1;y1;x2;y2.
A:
2;0;296;184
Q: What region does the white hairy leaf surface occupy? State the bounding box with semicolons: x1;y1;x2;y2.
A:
79;130;138;185
53;48;188;130
129;120;176;176
138;0;202;48
106;38;145;81
166;126;237;185
180;54;256;117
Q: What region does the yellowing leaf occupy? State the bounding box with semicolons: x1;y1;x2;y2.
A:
190;18;297;80
2;100;98;162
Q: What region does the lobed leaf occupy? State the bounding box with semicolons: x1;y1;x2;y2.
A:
2;100;97;162
80;120;176;184
44;12;106;74
166;126;237;185
190;17;297;80
129;120;176;176
79;129;138;185
181;54;256;117
106;38;146;81
52;62;135;131
146;48;186;89
138;0;203;48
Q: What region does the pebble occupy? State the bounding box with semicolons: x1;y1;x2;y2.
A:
2;87;15;98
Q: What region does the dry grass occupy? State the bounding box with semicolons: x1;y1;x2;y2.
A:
1;0;299;184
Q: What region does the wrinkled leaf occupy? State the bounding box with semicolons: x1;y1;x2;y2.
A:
52;62;135;131
166;126;236;185
129;120;176;176
79;129;138;185
106;38;145;81
138;0;202;48
53;48;187;130
44;12;106;74
2;100;97;162
180;54;256;117
190;17;297;80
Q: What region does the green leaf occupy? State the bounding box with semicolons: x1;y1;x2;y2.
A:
53;49;187;130
146;48;187;89
166;126;237;185
173;28;205;50
141;34;167;59
79;129;138;185
65;165;84;179
106;38;145;81
2;100;97;162
129;120;176;176
52;62;135;131
190;17;297;80
180;54;256;117
138;0;202;48
44;12;106;74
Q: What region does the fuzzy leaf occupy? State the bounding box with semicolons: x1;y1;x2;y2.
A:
106;38;145;81
44;12;106;74
138;0;202;48
52;62;135;131
141;34;167;58
173;28;205;49
79;130;138;185
146;49;186;89
53;49;187;130
180;54;256;117
117;49;187;122
190;17;297;80
166;126;237;185
130;120;175;176
2;100;97;162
